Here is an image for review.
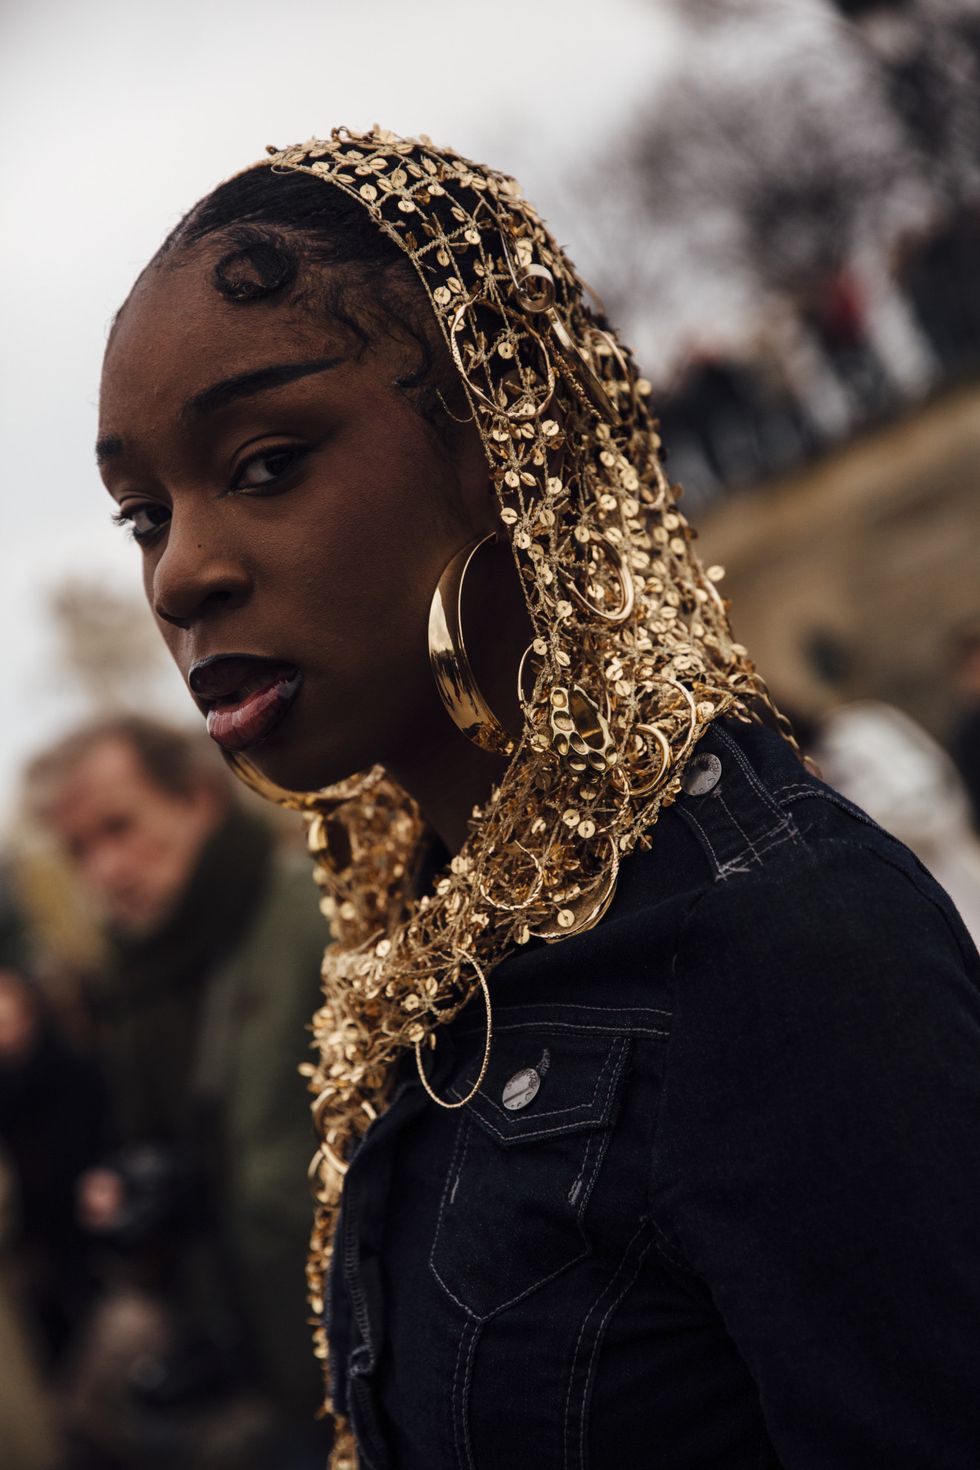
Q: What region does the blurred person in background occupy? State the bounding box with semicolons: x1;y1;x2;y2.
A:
806;628;980;946
0;965;107;1370
27;717;328;1469
91;127;980;1469
0;1147;62;1470
949;617;980;833
0;865;32;975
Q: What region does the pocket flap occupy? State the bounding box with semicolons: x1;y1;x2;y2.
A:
449;1032;629;1143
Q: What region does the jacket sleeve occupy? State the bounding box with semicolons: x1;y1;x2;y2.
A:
223;857;328;1418
651;835;980;1469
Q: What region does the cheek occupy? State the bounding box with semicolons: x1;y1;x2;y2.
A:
268;427;465;659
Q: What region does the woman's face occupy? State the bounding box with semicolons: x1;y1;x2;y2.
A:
98;241;496;793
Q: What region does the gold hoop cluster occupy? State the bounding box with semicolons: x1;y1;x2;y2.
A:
239;126;769;1468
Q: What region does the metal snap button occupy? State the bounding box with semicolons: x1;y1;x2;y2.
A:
681;752;722;797
502;1067;541;1110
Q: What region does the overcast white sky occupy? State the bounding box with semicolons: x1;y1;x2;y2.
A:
0;0;679;821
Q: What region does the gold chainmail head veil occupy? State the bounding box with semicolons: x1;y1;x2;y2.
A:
225;126;785;1467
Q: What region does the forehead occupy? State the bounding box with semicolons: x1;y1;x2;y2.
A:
99;244;347;432
49;738;163;821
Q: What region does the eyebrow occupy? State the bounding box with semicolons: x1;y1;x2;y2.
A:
95;435;125;465
95;355;347;464
181;355;348;420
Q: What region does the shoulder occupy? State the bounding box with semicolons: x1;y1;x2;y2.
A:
668;718;976;1010
233;847;328;1000
659;806;980;1160
594;718;980;1074
621;716;971;956
242;847;326;940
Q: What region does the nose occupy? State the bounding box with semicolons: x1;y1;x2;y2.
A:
152;513;251;629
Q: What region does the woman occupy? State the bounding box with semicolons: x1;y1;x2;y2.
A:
97;128;980;1469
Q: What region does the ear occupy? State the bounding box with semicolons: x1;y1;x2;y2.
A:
453;413;498;537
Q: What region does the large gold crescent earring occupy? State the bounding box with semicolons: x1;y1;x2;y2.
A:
428;534;518;758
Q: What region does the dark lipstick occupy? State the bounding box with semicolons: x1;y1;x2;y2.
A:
189;654;303;752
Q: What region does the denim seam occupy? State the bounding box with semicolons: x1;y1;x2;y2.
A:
430;1120;481;1322
578;1239;656;1470
567;1124;600;1215
677;805;725;876
460;1323;480;1470
430;1082;617;1320
714;725;785;820
460;1037;628;1138
451;1319;478;1470
450;1322;467;1469
682;803;800;883
499;1022;669;1039
479;1001;672;1019
715;817;801;879
717;788;762;863
771;783;886;835
448;1115;472;1207
575;1066;624;1222
457;1020;669;1040
561;1220;655;1470
561;1218;649;1470
467;1034;620;1120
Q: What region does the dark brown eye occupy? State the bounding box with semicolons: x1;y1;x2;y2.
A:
113;503;171;545
235;445;306;490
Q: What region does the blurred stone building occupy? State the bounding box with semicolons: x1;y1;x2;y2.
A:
695;382;980;737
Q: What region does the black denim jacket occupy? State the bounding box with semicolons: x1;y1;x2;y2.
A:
328;719;980;1468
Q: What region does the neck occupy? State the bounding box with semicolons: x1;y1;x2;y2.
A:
387;727;509;854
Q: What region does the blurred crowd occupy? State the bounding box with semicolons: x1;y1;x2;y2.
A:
0;718;331;1469
586;0;980;511
793;620;980;945
654;208;980;508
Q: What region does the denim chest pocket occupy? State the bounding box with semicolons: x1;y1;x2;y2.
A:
429;1030;630;1321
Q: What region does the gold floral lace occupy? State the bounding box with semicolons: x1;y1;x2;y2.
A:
234;126;780;1468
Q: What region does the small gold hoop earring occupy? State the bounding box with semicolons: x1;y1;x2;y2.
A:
428;534;518;758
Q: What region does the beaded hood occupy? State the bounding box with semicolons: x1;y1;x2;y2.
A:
230;126;775;1467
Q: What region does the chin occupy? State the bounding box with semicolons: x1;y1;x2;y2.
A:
245;729;366;796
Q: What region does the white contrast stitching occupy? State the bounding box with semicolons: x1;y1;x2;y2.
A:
676;806;724;873
451;1320;472;1468
561;1219;651;1470
448;1120;471;1206
477;1002;672;1020
430;1120;480;1321
460;1323;480;1470
431;1057;624;1321
713;727;784;819
717;789;761;862
463;1037;624;1125
467;1021;669;1039
577;1237;656;1470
